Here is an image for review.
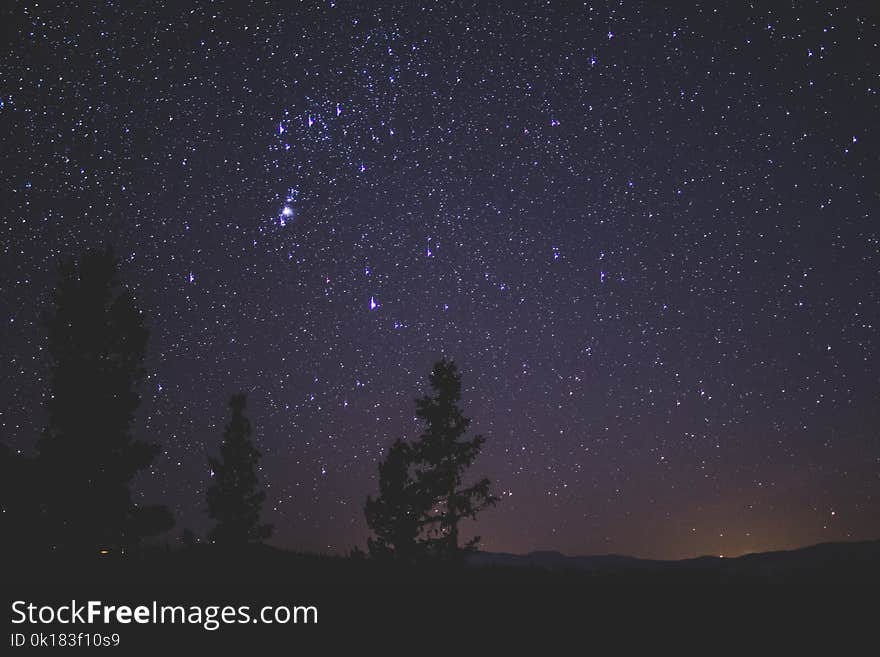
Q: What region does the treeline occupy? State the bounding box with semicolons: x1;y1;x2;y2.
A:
0;248;496;561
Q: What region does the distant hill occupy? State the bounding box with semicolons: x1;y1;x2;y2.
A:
468;539;880;575
4;538;878;650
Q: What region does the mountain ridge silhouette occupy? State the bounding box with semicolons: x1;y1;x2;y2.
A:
467;538;880;573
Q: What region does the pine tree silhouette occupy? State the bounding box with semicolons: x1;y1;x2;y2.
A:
365;439;430;561
0;444;44;553
206;394;273;547
413;359;498;559
37;247;173;554
365;358;498;561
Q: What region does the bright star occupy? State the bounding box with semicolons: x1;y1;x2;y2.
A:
279;205;293;226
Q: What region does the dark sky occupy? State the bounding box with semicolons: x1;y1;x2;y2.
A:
1;1;878;559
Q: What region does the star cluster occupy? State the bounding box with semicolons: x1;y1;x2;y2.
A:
1;1;877;558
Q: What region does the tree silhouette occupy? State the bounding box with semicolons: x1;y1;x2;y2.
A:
206;394;273;547
365;439;430;561
365;358;498;561
413;359;498;559
0;444;44;552
36;247;173;553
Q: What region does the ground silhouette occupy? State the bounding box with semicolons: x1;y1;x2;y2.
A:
4;539;878;651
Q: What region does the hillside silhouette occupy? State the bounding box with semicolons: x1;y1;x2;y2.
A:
4;538;878;651
469;539;880;575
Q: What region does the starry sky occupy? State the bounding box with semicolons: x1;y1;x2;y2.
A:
1;1;878;559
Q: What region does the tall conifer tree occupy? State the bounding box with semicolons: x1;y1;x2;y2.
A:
366;359;497;560
38;247;172;553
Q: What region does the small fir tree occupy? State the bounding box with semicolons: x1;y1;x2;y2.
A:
207;394;273;546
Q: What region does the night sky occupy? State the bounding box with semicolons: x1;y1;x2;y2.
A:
1;1;878;559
